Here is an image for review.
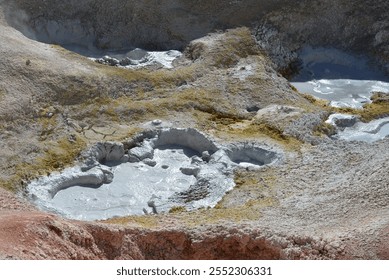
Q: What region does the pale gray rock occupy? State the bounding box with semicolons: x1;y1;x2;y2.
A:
254;23;298;71
155;128;219;154
284;112;329;144
126;48;148;60
326;114;358;128
101;55;119;66
255;104;303;123
209;149;234;169
27;166;113;202
100;165;114;184
201;151;211;162
103;142;126;162
152;119;163;126
119;57;134;66
191;156;204;165
128;141;154;162
81;142;126;171
143;158;157;167
180;166;200;177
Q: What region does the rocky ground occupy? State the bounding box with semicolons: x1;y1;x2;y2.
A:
0;1;388;259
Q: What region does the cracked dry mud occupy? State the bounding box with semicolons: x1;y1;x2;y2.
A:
0;0;389;260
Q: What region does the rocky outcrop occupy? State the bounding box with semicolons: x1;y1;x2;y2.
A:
252;1;389;73
1;208;388;260
3;0;287;51
4;0;389;73
326;114;358;128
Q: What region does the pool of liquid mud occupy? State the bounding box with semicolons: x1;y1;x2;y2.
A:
327;116;389;143
291;47;389;108
27;128;281;221
51;147;197;221
64;44;183;69
291;47;389;142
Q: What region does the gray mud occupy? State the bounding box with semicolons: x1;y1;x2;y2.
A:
291;47;389;143
291;47;389;108
26;128;282;221
327;115;389;143
51;147;197;220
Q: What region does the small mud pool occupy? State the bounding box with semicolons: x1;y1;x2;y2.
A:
90;48;182;69
327;115;389;143
291;47;389;143
291;47;389;108
27;128;281;221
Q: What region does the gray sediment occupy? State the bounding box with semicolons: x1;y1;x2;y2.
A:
26;128;282;221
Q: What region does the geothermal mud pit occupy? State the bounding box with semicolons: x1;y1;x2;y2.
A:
50;147;198;220
291;47;389;142
2;0;389;260
291;47;389;108
27;128;280;221
327;115;389;143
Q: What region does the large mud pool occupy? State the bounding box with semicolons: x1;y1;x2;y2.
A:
26;128;281;221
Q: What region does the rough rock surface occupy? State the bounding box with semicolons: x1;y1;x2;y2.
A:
3;0;389;73
252;0;389;73
0;1;389;260
3;0;286;50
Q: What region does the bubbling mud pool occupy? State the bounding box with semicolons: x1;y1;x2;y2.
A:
291;47;389;142
326;114;389;143
27;128;281;221
51;147;198;221
291;47;389;108
293;79;389;108
89;48;182;69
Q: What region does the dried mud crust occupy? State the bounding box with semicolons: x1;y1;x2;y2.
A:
257;139;389;228
0;188;35;211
